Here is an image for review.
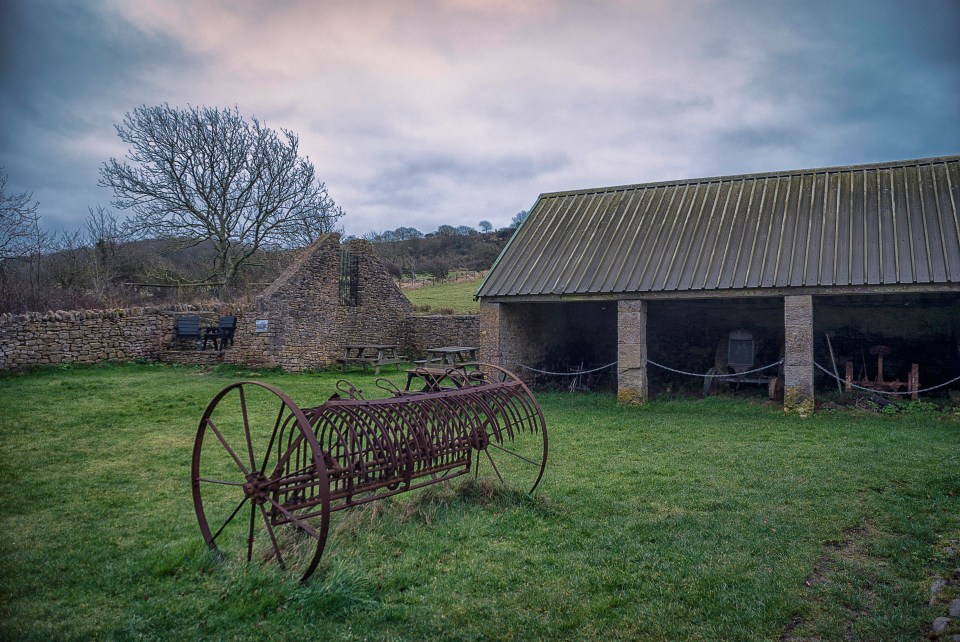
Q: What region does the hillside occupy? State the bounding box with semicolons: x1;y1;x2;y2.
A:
368;229;511;282
401;274;485;314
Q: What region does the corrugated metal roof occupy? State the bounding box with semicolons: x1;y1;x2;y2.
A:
477;156;960;298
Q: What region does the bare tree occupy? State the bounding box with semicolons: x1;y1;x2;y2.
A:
83;205;137;302
100;104;344;289
0;168;41;261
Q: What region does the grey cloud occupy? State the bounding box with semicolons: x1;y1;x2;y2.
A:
716;125;802;150
370;150;571;194
0;0;191;226
1;0;957;238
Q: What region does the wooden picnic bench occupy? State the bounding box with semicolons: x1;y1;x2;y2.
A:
337;344;405;375
420;345;479;366
171;315;235;350
171;316;203;349
404;365;486;392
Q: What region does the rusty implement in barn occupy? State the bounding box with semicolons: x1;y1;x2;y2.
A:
703;330;783;400
844;345;920;399
191;364;547;582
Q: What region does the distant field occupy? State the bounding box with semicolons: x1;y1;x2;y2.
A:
402;276;483;314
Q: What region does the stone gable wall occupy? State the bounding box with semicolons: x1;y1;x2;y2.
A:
231;234;417;372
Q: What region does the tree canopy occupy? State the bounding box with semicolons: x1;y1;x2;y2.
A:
99;104;343;288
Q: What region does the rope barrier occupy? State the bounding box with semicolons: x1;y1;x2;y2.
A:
515;361;618;377
516;358;960;396
813;361;960;396
646;358;783;378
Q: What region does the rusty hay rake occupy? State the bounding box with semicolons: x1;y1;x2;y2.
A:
191;364;547;582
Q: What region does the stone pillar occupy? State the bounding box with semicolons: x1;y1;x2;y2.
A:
783;295;814;415
617;299;648;404
479;301;503;367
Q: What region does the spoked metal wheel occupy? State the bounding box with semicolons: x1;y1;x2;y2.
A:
192;382;330;582
703;367;732;397
467;364;548;494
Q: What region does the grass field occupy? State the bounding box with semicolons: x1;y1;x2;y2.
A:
1;363;958;641
402;277;483;314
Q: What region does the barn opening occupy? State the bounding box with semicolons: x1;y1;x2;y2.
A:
497;301;617;390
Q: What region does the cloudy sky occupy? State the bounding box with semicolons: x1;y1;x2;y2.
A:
1;0;958;237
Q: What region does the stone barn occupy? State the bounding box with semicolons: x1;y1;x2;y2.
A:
476;156;960;411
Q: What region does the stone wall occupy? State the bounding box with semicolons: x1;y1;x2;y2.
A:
0;305;221;369
617;300;647;404
402;315;480;357
0;235;482;372
783;295;815;414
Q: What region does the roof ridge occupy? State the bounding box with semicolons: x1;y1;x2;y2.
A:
537;155;960;199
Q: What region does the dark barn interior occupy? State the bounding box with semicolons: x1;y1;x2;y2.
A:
500;293;959;399
813;293;960;396
499;301;618;390
645;298;784;396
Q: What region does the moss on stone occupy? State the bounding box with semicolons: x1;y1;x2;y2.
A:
783;385;814;416
617;387;647;405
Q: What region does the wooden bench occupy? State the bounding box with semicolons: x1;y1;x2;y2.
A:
206;315;237;351
171;316;202;349
424;346;479;366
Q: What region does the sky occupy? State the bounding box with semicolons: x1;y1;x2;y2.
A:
1;0;958;238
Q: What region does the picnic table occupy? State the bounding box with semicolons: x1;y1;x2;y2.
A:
337;344;405;376
424;346;479;366
404;365;486;392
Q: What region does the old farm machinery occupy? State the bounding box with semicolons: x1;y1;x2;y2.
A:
703;330;784;400
191;364;547;582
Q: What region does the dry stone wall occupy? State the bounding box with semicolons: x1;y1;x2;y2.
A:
402;315;480;357
0;305;218;369
0;235;481;372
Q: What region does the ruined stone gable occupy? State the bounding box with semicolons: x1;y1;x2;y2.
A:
225;234;413;371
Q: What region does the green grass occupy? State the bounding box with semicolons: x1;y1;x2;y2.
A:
1;363;958;641
402;277;483;314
